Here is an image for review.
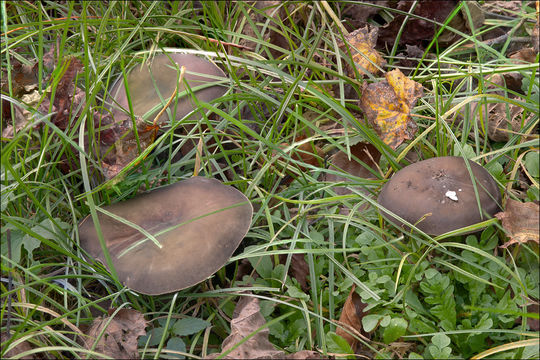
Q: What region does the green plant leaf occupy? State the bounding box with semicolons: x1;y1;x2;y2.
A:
325;331;355;359
525;151;539;178
420;271;456;330
172;317;210;336
166;337;186;359
362;314;383;332
405;289;428;316
248;253;273;279
21;234;42;260
380;315;391;327
286;284;310;301
432;333;451;349
454;143;476;159
485;161;503;181
428;344;452;359
140;327;166;347
383;317;408;344
1;228;26;264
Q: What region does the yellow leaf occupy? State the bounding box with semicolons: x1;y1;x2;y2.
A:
359;69;423;149
341;26;386;76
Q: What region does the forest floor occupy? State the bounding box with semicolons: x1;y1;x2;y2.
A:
1;1;539;359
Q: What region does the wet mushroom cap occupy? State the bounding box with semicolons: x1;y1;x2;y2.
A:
107;53;227;125
79;177;252;295
377;156;501;236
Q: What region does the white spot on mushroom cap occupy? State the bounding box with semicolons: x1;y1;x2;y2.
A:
445;190;458;201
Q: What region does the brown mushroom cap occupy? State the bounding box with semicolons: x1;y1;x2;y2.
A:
377;156;501;236
107;53;227;125
79;177;252;295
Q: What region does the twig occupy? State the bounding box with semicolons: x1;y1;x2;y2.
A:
461;17;529;50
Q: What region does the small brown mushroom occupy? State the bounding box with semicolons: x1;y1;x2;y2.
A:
79;177;252;295
107;53;227;125
377;156;501;236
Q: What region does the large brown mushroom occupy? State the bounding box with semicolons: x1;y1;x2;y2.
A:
107;52;227;125
377;156;501;236
79;177;252;295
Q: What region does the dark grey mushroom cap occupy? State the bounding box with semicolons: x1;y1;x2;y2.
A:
107;53;227;125
377;156;501;236
79;177;252;295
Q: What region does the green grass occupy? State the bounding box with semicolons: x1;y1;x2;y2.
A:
1;1;539;359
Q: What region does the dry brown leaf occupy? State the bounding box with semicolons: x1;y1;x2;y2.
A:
326;142;381;194
487;102;536;142
336;284;370;353
509;47;537;64
378;1;458;46
395;45;427;75
238;1;292;59
471;48;536;142
0;49;160;180
377;1;483;47
2;53;42;138
1;332;35;359
287;350;321;359
2;100;31;139
208;296;285;359
273;136;323;185
99;116;159;179
279;141;323;170
341;2;388;31
339;26;386;77
438;2;484;45
326;142;381;214
473;71;537;142
52;57;84;130
388;341;415;359
209;296;319;359
278;253;310;292
1;59;38;97
483;1;527;16
85;308;147;359
359;69;423;149
516;302;540;331
496;199;540;248
0;49;81;137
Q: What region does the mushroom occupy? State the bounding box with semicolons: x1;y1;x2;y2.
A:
107;53;227;125
79;177;252;295
377;156;501;236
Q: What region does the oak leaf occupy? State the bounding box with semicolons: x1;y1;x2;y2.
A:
85;308;147;359
208;296;320;359
208;296;285;359
496;199;539;248
359;69;423;149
